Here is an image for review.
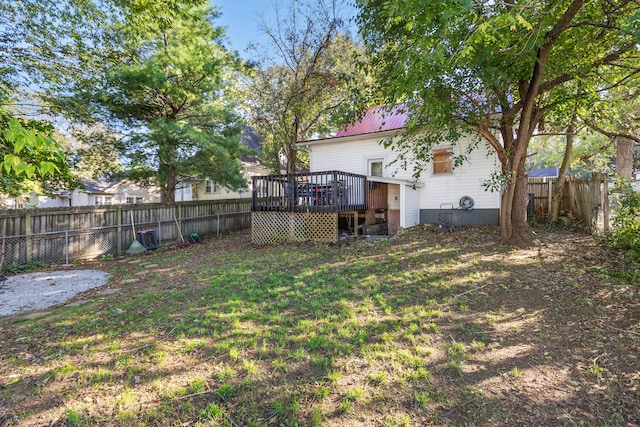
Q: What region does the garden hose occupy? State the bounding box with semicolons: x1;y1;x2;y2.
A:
459;196;474;211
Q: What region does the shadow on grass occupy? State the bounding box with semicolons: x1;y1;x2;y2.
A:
1;226;638;426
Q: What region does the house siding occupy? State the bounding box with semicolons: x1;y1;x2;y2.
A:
309;137;414;181
401;185;420;228
308;132;501;228
421;136;500;211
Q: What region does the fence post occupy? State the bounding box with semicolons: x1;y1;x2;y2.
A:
25;210;32;263
176;204;181;242
65;230;69;265
116;206;122;255
158;220;162;244
547;179;552;216
603;175;610;232
217;213;220;237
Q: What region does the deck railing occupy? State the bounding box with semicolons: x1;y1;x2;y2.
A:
252;171;368;213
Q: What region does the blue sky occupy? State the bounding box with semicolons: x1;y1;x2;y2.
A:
212;1;358;58
213;0;278;57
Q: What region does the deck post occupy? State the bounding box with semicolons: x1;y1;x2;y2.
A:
353;211;358;236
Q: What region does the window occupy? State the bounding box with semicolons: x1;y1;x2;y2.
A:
369;160;383;177
205;180;220;194
125;197;143;204
433;148;453;174
96;196;112;206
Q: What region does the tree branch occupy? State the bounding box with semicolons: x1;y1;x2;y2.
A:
587;122;640;144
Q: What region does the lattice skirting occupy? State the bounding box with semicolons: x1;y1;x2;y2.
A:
251;211;338;244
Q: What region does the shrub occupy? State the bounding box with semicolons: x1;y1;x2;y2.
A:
608;180;640;257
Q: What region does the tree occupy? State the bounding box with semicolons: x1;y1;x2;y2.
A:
586;87;640;180
243;0;361;174
1;0;206;100
1;0;208;198
74;5;248;202
356;0;640;245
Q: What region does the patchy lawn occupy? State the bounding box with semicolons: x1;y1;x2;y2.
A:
0;225;638;426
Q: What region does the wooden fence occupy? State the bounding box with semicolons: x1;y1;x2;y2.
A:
528;173;608;232
0;199;251;268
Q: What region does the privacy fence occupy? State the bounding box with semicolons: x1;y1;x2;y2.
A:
0;199;251;269
528;172;609;232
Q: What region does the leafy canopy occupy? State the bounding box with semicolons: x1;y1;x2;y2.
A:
356;0;640;244
357;0;639;174
72;4;248;201
0;112;74;197
243;0;362;174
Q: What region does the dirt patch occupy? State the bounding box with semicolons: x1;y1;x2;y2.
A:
0;270;110;316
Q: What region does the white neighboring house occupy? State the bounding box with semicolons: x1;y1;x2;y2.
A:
632;170;640;191
298;106;501;230
15;177;162;209
175;127;271;201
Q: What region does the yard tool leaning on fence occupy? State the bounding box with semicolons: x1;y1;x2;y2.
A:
127;211;147;255
174;215;191;248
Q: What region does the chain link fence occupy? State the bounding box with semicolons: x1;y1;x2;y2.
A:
0;211;249;270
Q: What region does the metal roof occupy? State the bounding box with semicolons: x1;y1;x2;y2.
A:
528;167;569;178
335;105;408;137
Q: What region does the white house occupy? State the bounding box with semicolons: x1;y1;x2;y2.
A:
17;178;162;209
297;106;501;231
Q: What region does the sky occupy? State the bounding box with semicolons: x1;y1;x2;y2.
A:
213;0;279;57
212;0;358;59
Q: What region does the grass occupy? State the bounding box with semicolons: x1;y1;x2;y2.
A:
0;226;639;426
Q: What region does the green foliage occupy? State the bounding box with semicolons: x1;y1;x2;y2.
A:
0;114;75;197
243;0;362;174
608;181;640;257
2;119;64;178
1;261;47;274
76;5;248;201
1;0;227;201
1;0;208;97
356;0;640;243
482;169;513;193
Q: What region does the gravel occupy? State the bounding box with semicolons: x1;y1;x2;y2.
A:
0;270;110;317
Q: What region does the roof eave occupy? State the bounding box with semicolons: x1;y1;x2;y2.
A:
296;128;405;147
367;175;425;188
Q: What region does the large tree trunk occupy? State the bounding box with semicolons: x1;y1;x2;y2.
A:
498;0;585;247
550;116;576;221
158;143;177;203
163;171;177;203
500;176;535;246
285;143;297;174
615;136;634;180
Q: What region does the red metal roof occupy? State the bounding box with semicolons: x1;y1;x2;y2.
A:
335;105;408;137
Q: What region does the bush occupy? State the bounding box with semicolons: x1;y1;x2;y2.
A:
608;180;640;258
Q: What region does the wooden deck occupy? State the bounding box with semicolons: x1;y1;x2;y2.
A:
251;171;368;213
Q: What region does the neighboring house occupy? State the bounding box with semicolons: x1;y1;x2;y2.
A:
632;170;640;191
175;127;271;201
9;178;162;209
528;167;567;179
297;106;501;231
